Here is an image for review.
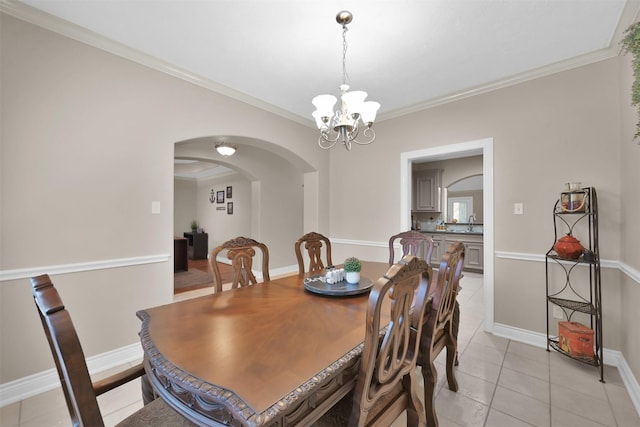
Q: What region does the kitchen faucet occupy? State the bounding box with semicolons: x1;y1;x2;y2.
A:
468;214;476;232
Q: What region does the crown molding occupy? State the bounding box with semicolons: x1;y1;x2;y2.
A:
381;0;640;121
3;0;640;125
382;47;619;121
0;0;311;127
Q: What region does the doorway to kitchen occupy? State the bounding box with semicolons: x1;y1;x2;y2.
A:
400;137;494;332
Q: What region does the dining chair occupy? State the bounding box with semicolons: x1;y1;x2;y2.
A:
294;231;333;275
417;241;465;427
391;231;462;368
30;274;195;427
388;230;434;265
316;255;432;427
209;236;270;292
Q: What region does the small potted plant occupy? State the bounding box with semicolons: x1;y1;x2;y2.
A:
343;257;362;284
191;220;198;233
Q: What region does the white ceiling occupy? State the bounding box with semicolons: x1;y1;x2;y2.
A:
7;0;640;127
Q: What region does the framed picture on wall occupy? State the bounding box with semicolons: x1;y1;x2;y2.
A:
227;202;233;215
216;191;225;203
226;186;232;199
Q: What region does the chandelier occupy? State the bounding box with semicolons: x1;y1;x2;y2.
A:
312;11;380;151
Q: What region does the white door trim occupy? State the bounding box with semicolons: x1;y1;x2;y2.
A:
400;138;494;332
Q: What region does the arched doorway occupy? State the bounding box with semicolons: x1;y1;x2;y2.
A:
173;135;318;272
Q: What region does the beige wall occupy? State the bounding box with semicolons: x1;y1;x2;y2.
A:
0;14;322;384
329;55;633;374
330;58;622;254
196;174;252;251
174;177;198;234
174;173;254;253
619;51;640;378
1;11;639;393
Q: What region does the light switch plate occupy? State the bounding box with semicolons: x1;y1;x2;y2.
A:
151;201;161;214
514;202;524;215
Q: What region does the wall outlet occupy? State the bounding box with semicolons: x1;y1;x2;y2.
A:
552;306;564;319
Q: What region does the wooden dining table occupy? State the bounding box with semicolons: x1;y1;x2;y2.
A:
137;261;394;426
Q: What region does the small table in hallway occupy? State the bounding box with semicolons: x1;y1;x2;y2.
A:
173;237;188;272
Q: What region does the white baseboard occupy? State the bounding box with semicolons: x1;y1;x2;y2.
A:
0;343;143;408
619;355;640;416
493;322;640;416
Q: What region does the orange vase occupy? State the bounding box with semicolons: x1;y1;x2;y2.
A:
554;234;585;260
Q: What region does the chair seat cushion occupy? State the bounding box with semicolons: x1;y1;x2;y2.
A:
116;397;197;426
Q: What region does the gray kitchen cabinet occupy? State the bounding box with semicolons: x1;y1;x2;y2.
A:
465;241;484;271
422;232;484;273
430;234;445;267
444;234;483;273
413;169;443;212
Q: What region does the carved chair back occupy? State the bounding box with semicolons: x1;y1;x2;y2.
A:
294;232;333;275
418;241;465;427
32;274;105;425
30;274;195;426
348;255;432;426
388;231;434;265
209;236;270;292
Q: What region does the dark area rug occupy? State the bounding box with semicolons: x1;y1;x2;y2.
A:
174;269;213;293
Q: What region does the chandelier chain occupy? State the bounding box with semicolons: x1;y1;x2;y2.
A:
342;24;349;87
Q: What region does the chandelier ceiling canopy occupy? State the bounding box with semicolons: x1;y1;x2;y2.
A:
311;11;380;151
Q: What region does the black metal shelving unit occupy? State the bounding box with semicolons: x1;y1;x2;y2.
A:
545;187;604;382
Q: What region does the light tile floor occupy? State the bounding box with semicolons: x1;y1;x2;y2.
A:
2;273;639;426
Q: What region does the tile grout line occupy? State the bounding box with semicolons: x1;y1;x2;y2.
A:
603;380;621;427
481;337;508;426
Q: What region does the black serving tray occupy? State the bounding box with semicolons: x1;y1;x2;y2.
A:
303;274;373;296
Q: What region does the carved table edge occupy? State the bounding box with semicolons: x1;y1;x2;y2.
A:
137;309;371;426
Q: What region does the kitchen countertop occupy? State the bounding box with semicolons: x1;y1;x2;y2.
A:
418;229;484;236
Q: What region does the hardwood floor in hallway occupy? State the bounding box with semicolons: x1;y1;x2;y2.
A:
173;258;235;294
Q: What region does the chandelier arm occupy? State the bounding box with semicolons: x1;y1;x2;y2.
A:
318;130;341;150
318;139;339;150
351;127;376;146
318;138;339;150
321;128;341;143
